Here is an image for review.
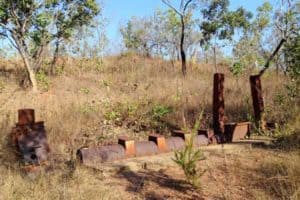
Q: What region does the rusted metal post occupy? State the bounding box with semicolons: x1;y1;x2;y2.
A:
18;109;35;125
118;136;135;157
250;75;265;130
148;134;168;152
213;73;225;137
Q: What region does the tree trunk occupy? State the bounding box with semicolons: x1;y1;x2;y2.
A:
23;56;38;93
180;16;187;76
213;45;217;72
51;41;60;75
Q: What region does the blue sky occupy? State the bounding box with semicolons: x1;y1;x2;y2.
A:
0;0;279;57
102;0;272;47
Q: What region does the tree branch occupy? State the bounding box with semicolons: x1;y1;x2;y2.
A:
259;38;286;76
162;0;183;17
183;0;193;14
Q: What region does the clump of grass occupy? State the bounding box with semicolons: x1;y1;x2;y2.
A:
0;80;5;92
258;154;300;199
151;104;173;121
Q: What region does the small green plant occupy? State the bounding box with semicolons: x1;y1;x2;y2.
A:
36;70;50;91
230;62;244;76
95;59;104;72
104;110;121;121
55;65;64;75
79;102;96;114
173;113;205;187
151;104;173;120
80;87;90;94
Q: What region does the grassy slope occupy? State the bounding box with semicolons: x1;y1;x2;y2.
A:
0;55;299;199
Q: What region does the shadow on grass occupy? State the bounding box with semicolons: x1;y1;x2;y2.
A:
116;168;204;200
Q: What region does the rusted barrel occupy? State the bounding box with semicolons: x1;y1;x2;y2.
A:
135;141;159;156
11;110;50;165
14;121;50;165
165;137;185;151
194;135;209;146
77;144;126;166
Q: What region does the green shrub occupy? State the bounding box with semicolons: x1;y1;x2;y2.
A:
36;71;50;91
151;104;173;120
230;62;244;76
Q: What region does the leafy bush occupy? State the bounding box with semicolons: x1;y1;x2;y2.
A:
151;104;173;120
36;71;50;91
230;62;244;76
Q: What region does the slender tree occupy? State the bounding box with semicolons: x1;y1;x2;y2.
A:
162;0;196;76
0;0;100;91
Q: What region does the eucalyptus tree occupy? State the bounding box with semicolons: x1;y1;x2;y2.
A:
199;0;252;72
0;0;100;92
233;2;273;71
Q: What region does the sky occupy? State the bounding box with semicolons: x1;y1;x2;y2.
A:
101;0;274;52
0;0;281;57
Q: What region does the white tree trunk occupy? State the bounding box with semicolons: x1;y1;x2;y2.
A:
23;54;38;93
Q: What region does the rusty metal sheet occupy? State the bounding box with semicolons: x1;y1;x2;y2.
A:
225;122;251;142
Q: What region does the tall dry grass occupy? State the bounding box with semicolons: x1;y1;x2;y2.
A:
0;54;299;199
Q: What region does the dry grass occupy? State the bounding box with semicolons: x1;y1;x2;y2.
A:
0;54;299;199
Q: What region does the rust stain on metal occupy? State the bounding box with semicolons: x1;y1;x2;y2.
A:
118;136;136;157
171;130;191;142
18;109;35;125
148;134;168;152
11;109;50;166
225;122;251;142
213;73;225;136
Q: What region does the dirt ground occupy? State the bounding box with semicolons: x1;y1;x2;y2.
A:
69;143;299;200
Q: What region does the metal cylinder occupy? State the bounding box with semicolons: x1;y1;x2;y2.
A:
135;141;159;157
165;137;185;151
77;144;126;166
194;135;209;146
213;73;225;135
